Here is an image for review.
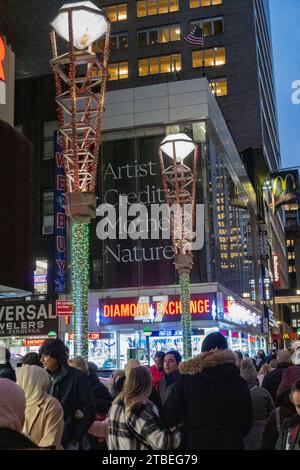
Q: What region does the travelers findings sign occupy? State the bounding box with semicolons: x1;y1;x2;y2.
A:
0;301;58;336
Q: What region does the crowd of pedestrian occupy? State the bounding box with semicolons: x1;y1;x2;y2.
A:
0;337;300;450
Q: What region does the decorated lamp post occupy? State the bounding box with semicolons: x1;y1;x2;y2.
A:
159;134;198;360
50;2;110;358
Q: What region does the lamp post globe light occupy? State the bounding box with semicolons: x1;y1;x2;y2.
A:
159;134;199;360
50;2;111;358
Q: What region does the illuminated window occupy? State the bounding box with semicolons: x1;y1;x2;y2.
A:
34;259;48;294
137;0;179;17
289;266;297;273
288;252;295;260
108;62;128;80
191;17;223;37
106;3;127;22
193;47;225;68
138;53;181;76
287;239;295;247
190;0;222;7
138;24;180;46
42;190;54;235
210;78;227;96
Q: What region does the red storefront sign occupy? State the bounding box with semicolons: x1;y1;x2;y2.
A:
272;333;298;340
56;300;74;316
68;332;102;341
0;37;6;82
22;339;45;347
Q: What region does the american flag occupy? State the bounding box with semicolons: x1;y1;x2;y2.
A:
184;26;204;46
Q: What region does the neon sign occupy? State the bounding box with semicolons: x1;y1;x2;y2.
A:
224;300;260;327
97;295;215;325
103;299;211;318
0;37;5;83
22;339;45;347
273;254;280;288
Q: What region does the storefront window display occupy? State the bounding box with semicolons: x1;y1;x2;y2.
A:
241;333;249;354
66;332;117;370
229;331;241;351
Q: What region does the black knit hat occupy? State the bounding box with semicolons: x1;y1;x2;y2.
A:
201;332;228;352
39;338;68;365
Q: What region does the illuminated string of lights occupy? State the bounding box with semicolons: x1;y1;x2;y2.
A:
179;272;192;360
72;222;90;358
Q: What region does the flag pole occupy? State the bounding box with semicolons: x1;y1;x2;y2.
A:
202;47;205;77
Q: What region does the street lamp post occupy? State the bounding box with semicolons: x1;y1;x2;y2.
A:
50;2;110;358
159;134;199;360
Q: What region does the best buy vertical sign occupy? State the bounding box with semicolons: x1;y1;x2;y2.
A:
0;36;6;104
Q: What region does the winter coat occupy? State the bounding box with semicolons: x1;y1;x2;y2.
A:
0;363;16;382
107;398;181;450
162;349;252;450
243;381;275;450
276;415;300;450
88;371;112;414
0;428;38;449
150;365;165;391
16;364;64;449
261;406;295;449
261;363;291;404
255;357;267;372
48;364;96;448
159;371;181;406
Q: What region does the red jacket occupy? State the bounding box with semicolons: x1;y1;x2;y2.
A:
150;365;164;391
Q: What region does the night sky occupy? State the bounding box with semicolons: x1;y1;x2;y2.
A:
270;0;300;169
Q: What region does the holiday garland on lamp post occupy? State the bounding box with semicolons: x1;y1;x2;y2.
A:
159;134;198;360
50;2;110;358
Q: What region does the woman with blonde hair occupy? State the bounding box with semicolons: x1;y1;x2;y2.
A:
107;366;181;450
257;362;272;386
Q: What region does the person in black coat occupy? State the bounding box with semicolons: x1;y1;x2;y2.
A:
68;356;113;415
162;332;252;450
0;347;16;382
39;339;96;449
261;349;292;404
254;350;267;372
159;350;182;406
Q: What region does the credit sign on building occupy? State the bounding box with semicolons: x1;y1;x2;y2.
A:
0;301;58;336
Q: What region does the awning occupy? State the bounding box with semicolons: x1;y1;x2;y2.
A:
0;285;32;299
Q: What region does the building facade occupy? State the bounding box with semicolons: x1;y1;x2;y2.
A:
3;0;288;358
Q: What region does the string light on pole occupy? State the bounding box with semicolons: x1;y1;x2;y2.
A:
49;2;111;358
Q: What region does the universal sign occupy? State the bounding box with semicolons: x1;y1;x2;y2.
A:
0;302;57;336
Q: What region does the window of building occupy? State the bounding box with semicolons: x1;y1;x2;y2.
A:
210;78;227;96
137;24;180;45
287;239;295;247
137;0;179;17
288;251;296;260
192;47;225;68
43;121;58;160
108;62;128;80
190;0;222;7
111;32;128;50
139;53;181;76
288;265;297;273
42;190;54;235
191;17;224;37
34;259;48;294
106;3;127;22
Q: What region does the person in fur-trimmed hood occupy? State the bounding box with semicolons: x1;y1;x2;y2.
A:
161;332;252;450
